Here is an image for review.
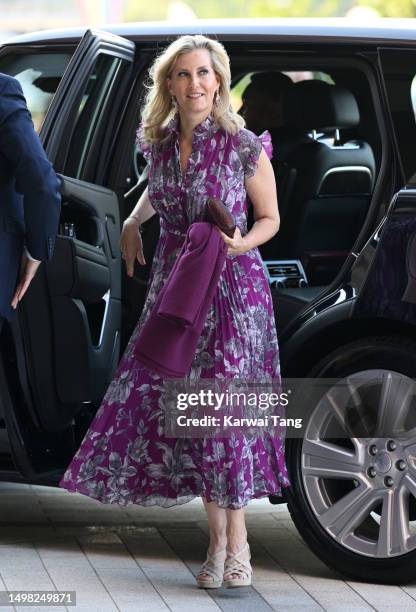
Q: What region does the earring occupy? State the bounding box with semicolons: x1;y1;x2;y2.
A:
171;95;177;109
214;90;220;105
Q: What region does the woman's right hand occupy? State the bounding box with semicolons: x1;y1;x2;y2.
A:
119;218;146;277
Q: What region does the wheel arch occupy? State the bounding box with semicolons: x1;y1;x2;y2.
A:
281;315;416;377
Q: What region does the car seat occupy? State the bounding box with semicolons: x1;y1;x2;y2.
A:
265;79;376;285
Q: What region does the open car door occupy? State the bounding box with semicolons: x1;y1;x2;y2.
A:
7;30;135;446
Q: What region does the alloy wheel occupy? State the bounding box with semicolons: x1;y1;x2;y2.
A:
302;369;416;558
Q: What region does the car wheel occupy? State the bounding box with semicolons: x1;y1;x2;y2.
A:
285;335;416;584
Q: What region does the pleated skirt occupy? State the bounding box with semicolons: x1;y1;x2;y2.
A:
59;231;291;508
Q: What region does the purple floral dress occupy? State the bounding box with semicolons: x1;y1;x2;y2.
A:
59;114;291;509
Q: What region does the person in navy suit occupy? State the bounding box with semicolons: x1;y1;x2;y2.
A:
0;73;61;330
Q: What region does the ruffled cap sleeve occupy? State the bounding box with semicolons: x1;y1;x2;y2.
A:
135;122;152;163
238;128;273;178
259;130;273;160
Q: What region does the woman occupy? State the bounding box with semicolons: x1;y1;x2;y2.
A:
59;34;290;589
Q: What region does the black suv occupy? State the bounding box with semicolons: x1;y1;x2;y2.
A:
1;19;416;585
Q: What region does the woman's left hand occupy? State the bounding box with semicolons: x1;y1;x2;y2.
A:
216;226;250;256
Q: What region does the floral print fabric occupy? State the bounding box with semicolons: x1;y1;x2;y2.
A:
59;114;290;508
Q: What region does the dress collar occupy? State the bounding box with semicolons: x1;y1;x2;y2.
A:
165;112;216;143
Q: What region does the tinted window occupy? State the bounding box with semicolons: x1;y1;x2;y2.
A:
231;70;333;113
0;52;71;131
380;49;416;186
63;53;125;182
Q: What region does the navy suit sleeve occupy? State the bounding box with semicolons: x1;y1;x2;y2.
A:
0;75;61;261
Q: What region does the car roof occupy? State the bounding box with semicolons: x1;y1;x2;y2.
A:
3;17;416;46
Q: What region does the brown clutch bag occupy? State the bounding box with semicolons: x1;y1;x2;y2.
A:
204;197;236;238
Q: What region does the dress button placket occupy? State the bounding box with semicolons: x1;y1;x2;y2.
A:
178;138;193;220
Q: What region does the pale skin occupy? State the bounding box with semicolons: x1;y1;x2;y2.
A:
11;256;41;309
119;49;280;581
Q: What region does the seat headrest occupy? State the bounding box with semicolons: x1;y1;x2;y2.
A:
281;80;360;131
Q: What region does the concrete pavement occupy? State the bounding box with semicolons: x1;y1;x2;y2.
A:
0;482;415;611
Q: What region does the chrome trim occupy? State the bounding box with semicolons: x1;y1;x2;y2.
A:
318;165;372;192
98;290;111;348
263;259;308;286
330;142;360;149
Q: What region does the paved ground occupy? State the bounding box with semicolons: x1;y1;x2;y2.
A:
0;482;415;611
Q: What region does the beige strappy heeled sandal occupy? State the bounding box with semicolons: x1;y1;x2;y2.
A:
196;547;227;588
223;542;252;587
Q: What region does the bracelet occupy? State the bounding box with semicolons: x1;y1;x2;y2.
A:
126;215;143;232
127;215;140;225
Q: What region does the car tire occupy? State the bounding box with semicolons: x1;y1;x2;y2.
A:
285;335;416;584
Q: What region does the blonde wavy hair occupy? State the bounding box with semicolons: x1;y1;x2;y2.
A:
140;34;245;144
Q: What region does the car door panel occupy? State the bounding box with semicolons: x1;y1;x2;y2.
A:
18;175;121;429
3;30;134;438
49;239;110;302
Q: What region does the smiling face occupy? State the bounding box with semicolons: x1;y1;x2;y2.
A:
166;48;220;121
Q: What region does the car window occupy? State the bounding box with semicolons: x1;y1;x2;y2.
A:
0;51;72;132
379;49;416;186
63;53;128;183
231;70;333;114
